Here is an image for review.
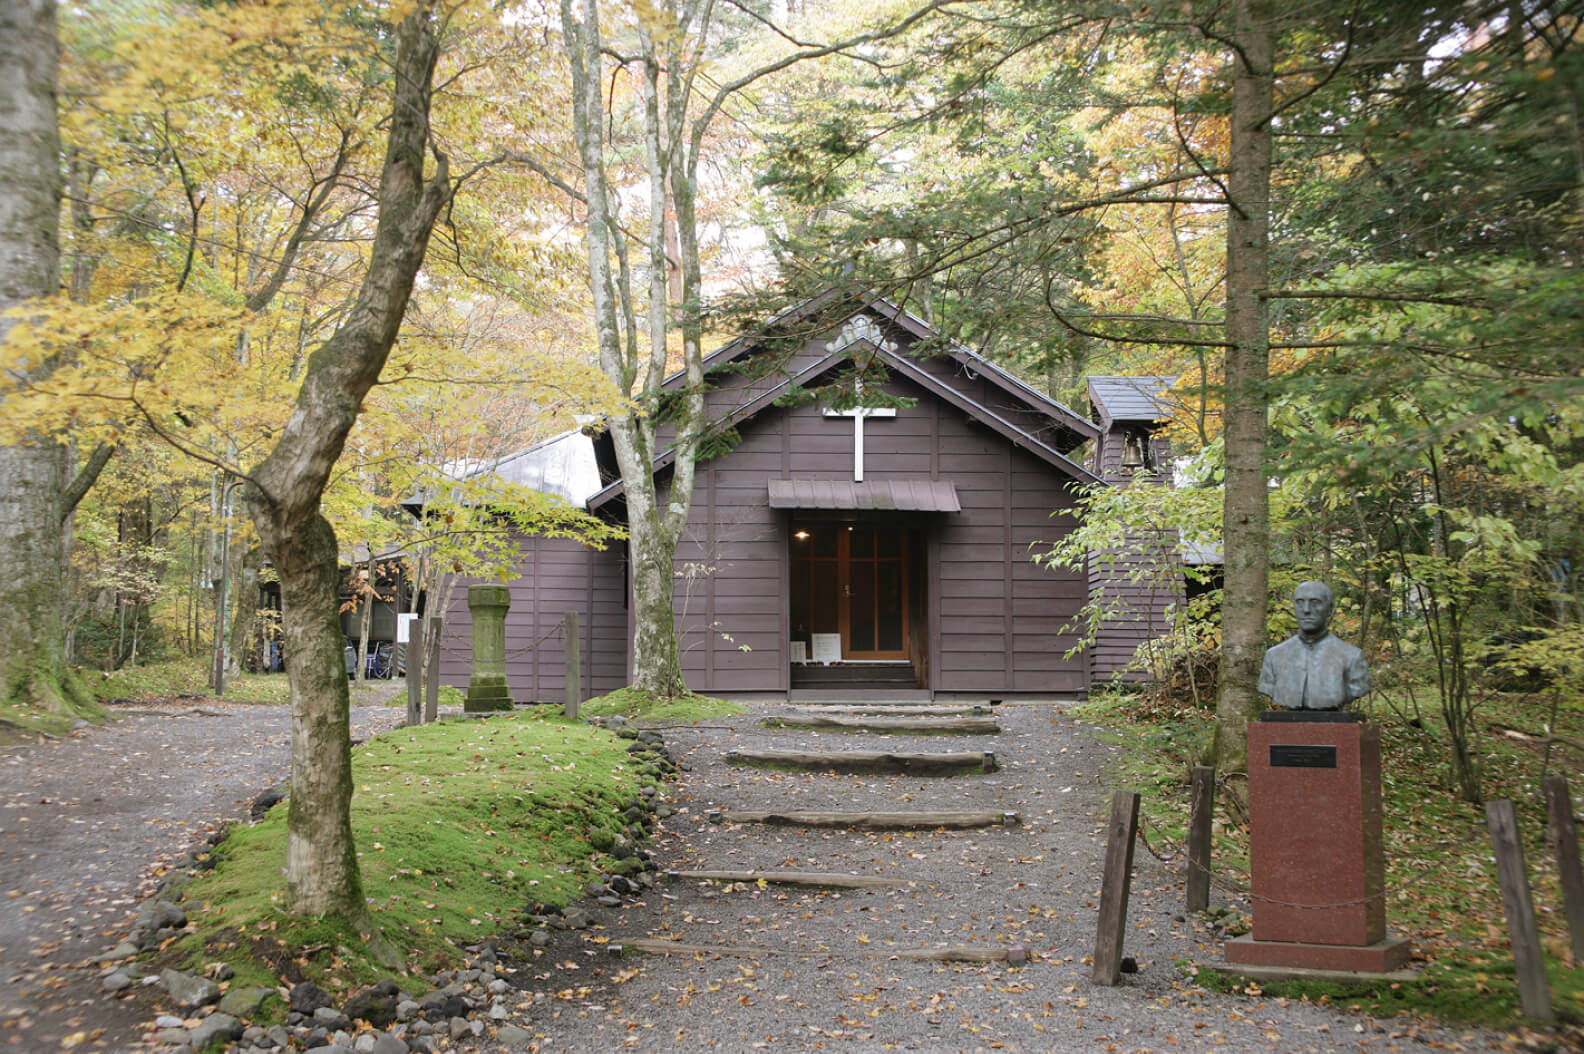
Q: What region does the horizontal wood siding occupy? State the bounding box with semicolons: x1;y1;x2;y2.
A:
1087;428;1182;683
438;536;627;702
674;454;786;694
1087;531;1183;683
681;355;1088;696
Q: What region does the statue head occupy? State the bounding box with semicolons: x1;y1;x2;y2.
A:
1293;581;1334;642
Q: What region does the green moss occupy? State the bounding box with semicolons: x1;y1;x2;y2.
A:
1194;946;1573;1026
172;711;647;994
86;659;300;706
0;662;105;741
581;686;744;723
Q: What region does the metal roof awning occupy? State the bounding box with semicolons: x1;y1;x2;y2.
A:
767;479;961;513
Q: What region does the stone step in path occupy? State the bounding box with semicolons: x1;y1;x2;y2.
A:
726;746;997;774
763;712;1000;734
666;869;912;889
709;808;1018;829
788;703;995;716
611;936;1029;965
706;805;1013;830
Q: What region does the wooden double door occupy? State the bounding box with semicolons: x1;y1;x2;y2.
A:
790;524;915;661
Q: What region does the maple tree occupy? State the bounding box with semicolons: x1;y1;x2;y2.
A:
1;0;631;924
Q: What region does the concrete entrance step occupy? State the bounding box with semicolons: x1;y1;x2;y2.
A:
790;703;994;716
789;663;917;692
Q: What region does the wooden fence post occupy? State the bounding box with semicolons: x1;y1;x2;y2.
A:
1092;791;1141;986
564;611;582;720
1543;775;1584;962
1186;765;1214;914
422;617;443;723
1485;799;1554;1021
405;648;422;726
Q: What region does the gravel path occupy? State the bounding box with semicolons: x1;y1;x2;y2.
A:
0;697;1514;1053
487;702;1508;1054
0;694;405;1053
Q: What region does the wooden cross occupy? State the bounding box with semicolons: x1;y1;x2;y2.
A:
825;404;896;482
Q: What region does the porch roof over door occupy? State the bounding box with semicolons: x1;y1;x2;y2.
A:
767;478;961;513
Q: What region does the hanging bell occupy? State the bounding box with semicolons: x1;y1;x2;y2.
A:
1120;431;1146;472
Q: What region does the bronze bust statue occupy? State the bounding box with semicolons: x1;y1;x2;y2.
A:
1257;581;1371;711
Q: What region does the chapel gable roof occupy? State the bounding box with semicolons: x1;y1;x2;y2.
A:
586;293;1104;512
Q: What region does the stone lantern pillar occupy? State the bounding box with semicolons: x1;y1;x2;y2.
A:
465;584;513;712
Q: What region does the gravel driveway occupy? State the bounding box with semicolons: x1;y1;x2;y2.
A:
0;695;404;1052
483;702;1507;1054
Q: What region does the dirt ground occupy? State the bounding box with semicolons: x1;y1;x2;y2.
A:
0;691;404;1052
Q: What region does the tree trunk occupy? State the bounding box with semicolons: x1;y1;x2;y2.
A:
1211;0;1275;774
244;4;450;920
560;0;696;698
626;503;687;694
227;542;261;676
354;548;374;683
0;0;87;715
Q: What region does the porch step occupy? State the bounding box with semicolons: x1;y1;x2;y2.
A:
789;662;917;691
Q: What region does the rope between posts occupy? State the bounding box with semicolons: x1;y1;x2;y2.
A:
431;616;569;660
1136;792;1487;911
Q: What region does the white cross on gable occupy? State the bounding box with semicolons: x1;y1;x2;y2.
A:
823;399;896;482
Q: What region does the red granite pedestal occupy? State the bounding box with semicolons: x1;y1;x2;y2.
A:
1223;714;1412;974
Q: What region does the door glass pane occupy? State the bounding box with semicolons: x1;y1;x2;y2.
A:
811;528;837;559
790;554;810;640
849;526;874;559
849;564;875;652
811;561;839;634
877;561;903;652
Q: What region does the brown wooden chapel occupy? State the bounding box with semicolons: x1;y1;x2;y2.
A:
434;294;1178;701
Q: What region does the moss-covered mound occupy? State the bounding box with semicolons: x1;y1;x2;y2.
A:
168;710;655;996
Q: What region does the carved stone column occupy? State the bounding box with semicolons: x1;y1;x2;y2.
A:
466;584;513;713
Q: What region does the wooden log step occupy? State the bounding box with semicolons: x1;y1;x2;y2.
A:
726;747;996;775
711;809;1018;830
668;870;911;889
612;937;1030;965
791;704;993;717
764;714;1000;734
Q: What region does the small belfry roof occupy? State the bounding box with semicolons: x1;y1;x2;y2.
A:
1087;375;1178;424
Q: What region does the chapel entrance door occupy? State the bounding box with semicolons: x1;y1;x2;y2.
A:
790;524;911;662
